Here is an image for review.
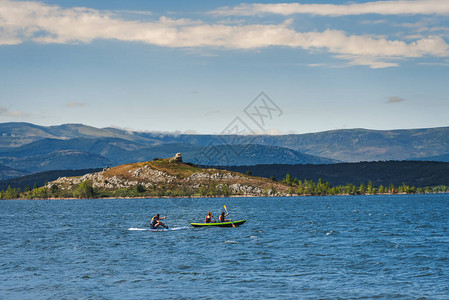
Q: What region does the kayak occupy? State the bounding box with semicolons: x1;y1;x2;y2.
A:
190;219;246;227
128;226;188;232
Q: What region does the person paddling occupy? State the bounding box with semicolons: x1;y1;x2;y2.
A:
204;212;215;223
219;211;230;222
150;214;167;229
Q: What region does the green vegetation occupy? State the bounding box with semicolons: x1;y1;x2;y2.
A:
1;174;448;200
280;173;449;196
1;159;448;200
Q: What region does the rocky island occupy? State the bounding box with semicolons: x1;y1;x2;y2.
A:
45;153;289;198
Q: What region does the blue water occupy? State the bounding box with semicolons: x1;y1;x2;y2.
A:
1;194;449;299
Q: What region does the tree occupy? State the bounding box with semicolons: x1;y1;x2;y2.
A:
222;184;231;197
283;174;294;186
50;184;59;195
367;180;374;194
4;186;20;199
136;184;146;193
199;186;207;197
208;181;218;196
270;183;276;196
32;187;48;199
75;181;95;198
246;170;253;176
358;183;367;195
389;183;396;194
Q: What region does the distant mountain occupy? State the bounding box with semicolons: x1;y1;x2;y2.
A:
0;137;335;177
218;161;449;187
0;163;28;180
0;122;160;147
185;144;337;166
3;122;449;162
134;127;449;161
0;150;111;174
280;127;449;162
411;153;449;162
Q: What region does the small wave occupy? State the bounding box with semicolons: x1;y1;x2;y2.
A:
416;273;434;278
128;228;146;231
326;230;337;236
224;240;239;244
114;279;127;284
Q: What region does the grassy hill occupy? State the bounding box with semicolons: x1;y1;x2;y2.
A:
46;158;289;198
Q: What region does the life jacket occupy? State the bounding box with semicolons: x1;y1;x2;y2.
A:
219;215;224;222
205;216;211;223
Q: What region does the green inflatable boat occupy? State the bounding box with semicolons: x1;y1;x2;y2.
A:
190;219;246;227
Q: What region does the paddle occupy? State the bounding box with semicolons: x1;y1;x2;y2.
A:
162;212;168;229
224;205;235;228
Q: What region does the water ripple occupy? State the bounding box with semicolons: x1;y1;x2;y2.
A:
1;195;448;298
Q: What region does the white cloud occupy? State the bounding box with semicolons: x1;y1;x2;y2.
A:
419;59;449;66
336;55;401;68
204;110;221;116
265;128;283;135
0;106;25;117
213;1;449;17
0;0;448;68
361;19;388;25
404;34;426;39
183;129;198;134
66;102;86;107
386;96;405;103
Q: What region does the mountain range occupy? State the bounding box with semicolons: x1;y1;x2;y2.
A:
1;122;449;180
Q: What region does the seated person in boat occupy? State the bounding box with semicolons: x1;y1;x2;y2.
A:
219;211;230;222
204;212;215;223
150;214;167;229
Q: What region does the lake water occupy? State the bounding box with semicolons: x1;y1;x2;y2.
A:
1;194;448;299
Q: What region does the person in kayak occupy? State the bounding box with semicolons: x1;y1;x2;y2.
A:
150;214;167;229
219;211;230;222
204;212;215;223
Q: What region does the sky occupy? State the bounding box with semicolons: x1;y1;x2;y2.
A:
0;0;449;134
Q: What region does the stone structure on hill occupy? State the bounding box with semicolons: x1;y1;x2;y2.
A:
170;153;183;163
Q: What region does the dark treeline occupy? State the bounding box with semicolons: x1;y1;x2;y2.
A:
278;174;449;196
214;161;449;187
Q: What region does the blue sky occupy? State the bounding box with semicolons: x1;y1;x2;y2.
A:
0;0;448;134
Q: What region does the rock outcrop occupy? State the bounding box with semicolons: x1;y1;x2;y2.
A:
170;153;183;163
47;154;289;197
